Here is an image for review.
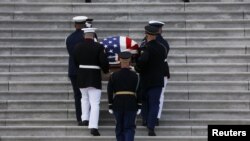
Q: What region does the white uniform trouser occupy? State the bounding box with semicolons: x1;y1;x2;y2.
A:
158;77;168;119
80;87;101;129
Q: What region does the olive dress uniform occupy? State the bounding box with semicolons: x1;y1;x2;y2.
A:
107;52;141;141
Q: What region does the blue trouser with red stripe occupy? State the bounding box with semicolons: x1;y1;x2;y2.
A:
141;87;162;129
114;111;137;141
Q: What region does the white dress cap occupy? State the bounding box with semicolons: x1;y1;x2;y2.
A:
72;16;88;22
148;20;165;26
82;28;97;33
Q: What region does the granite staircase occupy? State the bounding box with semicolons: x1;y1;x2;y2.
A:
1;0;250;141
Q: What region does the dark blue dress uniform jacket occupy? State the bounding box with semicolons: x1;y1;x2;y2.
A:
107;68;142;111
135;40;166;89
139;35;170;79
73;39;109;89
156;35;170;78
66;29;84;77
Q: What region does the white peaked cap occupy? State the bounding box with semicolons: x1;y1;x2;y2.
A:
72;16;88;22
85;22;92;28
148;20;165;25
82;28;97;33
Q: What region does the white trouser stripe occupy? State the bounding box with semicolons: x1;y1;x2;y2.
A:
158;77;168;119
79;65;100;69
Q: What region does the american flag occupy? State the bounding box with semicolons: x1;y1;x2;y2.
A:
100;36;139;64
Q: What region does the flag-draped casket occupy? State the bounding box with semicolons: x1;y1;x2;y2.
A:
100;36;139;65
100;36;139;80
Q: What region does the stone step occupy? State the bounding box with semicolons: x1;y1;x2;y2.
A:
179;90;250;100
2;28;250;38
0;3;185;13
1;0;84;2
0;136;207;141
0;80;249;91
92;0;250;2
2;19;250;29
186;19;249;28
0;11;245;21
185;2;250;12
191;0;250;2
1;109;250;119
169;54;250;64
0;100;249;110
1;90;249;101
102;81;250;91
98;90;250;101
0;46;67;55
2;54;250;64
0;37;64;46
1;0;248;3
93;0;185;3
1;118;250;126
2;37;250;46
0;19;186;29
0;63;249;73
0;72;68;81
174;54;250;63
0;126;207;136
0;81;70;91
0;109;165;119
0;63;67;73
1;72;250;81
0;46;247;55
1;2;250;12
160;81;249;91
170;46;247;54
171;63;250;72
0;91;71;100
0;55;69;64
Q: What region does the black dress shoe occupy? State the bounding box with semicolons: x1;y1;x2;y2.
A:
148;128;156;136
78;121;84;126
82;120;89;126
78;120;89;126
155;118;159;126
91;128;100;136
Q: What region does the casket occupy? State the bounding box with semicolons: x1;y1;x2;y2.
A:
100;36;139;80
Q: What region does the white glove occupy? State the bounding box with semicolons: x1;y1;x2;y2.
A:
137;109;141;115
108;109;113;114
130;66;135;72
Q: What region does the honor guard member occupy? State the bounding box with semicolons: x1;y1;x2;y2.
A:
135;25;166;136
85;18;98;42
73;28;109;136
66;16;88;126
107;51;142;141
149;20;170;126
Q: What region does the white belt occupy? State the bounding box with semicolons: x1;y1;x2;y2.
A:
79;65;100;69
